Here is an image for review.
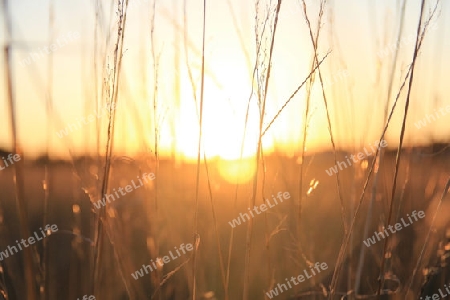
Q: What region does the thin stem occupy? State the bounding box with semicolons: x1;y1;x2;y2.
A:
377;0;426;295
2;0;37;299
243;2;282;299
192;0;206;298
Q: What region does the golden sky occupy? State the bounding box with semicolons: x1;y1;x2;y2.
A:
0;0;449;160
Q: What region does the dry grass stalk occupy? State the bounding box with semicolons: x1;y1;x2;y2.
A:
192;0;207;299
2;0;38;299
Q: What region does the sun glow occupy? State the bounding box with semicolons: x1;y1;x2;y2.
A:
217;157;256;184
173;55;275;162
175;94;263;160
166;61;273;183
172;94;262;183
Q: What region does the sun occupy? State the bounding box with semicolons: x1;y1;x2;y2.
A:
174;58;270;160
217;157;256;184
161;49;277;183
171;74;269;182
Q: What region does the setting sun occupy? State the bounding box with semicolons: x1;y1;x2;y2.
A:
217;157;257;184
172;57;273;161
1;0;449;299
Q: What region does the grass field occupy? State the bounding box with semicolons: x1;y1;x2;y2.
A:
1;0;450;299
0;146;449;299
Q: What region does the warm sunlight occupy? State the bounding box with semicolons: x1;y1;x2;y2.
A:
2;0;450;299
173;57;274;161
217;157;257;184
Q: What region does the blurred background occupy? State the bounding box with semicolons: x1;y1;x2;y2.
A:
0;0;449;299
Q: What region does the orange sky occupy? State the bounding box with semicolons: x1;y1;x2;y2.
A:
0;0;449;160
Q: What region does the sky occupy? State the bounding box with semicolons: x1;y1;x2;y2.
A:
0;0;449;160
